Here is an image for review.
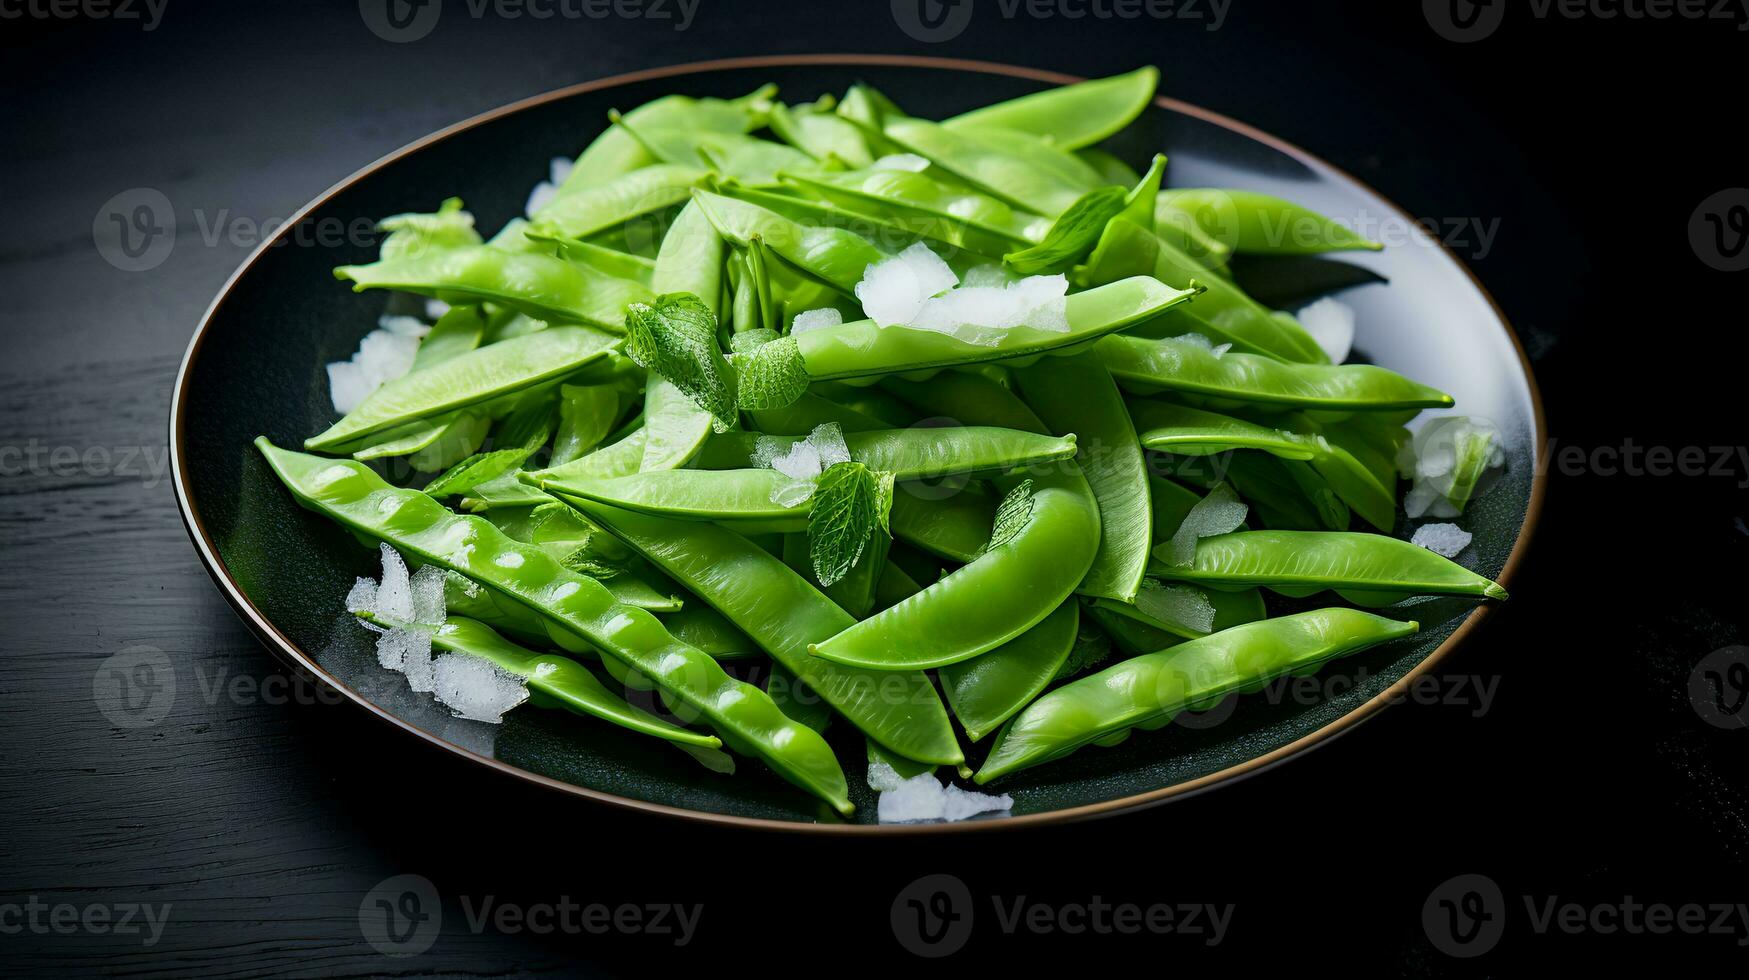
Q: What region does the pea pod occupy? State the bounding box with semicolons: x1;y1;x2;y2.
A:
658;602;762;662
1149;529;1508;603
639;379;713;472
1014;355;1152;602
361;612;721;748
810;469;1101;670
942;66;1159;151
692;425;1079;478
620;121;818;187
975;608;1419;782
523;225;657;285
766;100;875;168
255;439;852;814
693;189;883;295
1086;582;1267;641
781;168;1050;257
540;469;811;531
334;246;653;333
880;369;1049;434
412;304;489;370
307;326;619;451
560;87;772;193
1155;188;1383;255
1099;333;1453;411
749;392;888;436
967;126;1110;188
888;483;1000;563
651;199;726;312
734;276;1199;410
1083;601;1181;657
939;600;1079;742
881;116;1092;216
1080;217;1326;363
573;500;963;766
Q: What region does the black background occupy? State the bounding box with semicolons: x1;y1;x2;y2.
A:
3;0;1747;974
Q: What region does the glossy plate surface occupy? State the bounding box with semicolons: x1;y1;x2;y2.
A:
173;55;1544;831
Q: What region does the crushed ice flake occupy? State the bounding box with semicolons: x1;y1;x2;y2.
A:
548;156;575;186
790;307;843;335
326;320;426;414
525;180;559;218
855;242;959;328
410;564;447;626
373;544;414;621
866;758;907;792
761;423;849;506
960;264;1012;290
344;577;379;614
871;153;930;172
425;299;451;320
942;783;1015;822
1162;483;1248;567
1297;297;1356;364
431;653;529;724
877;772;1013;823
1398;416;1506;519
1411;522;1473;558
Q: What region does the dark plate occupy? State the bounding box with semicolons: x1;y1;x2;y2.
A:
172;55;1544;832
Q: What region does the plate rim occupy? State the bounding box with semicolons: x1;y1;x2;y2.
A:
169;53;1547;834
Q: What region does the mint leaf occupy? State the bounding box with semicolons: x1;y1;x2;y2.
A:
1004;186;1127;275
807;461;885;587
985;479;1036;553
624;292;738;432
423;447;535;498
733;334;810;410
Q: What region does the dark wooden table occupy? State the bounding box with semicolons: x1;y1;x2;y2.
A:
5;2;1745;974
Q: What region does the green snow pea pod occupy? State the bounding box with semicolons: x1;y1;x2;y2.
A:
873;554;926;612
1155;188;1383;255
880;369;1049;433
619;119;819;187
1148;195;1236;269
534;164;707;239
472;504;681;612
350;304;500;461
652;199;726;314
639;379;714;472
1077;148;1141;187
442;570;551;644
658;602;762;662
692;189;882;295
964;126;1110;188
334;246;654;333
691;425;1079;479
781;168;1050;257
411;304;488;370
766;100;874;168
575;500;962;766
523;228;657;286
560;86;773;193
734;276;1198;410
255;439;851;814
888;482;1000;563
1014;355;1151;602
714;183;964;259
1083;601;1181;657
781;530;890;620
942;66;1159;151
307;326;619;451
548;383;620;468
539;469;812;532
880;116;1090;216
808;381;924;428
1080;218;1326;363
377;198;481;261
1150;529;1508;603
1086;581;1267;641
1098;332;1453;411
1153;453;1334;532
748;392;888;436
767;662;834;734
975;608;1418;782
939;600;1078;743
360;611;720;748
810;469;1101;670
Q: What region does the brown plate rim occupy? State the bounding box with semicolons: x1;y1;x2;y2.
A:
169;53;1547;834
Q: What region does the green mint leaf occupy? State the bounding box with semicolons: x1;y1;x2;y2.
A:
1004;185;1127;275
729;327;780;354
985;479;1036;553
624;292;738;433
808;461;882;587
422;447;534;498
733;334;810;410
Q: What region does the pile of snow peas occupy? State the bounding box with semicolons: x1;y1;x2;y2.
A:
259;67;1507;817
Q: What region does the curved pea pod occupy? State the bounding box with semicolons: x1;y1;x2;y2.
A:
621;122;819;187
1079;217;1326;363
975;608;1419;782
1014;356;1151;603
942;66;1159;151
651;199;725;314
1077;148;1141;187
692;426;1079;479
255;439;851;815
781;168;1050;257
575;500;963;766
1086;582;1267;641
658;602;763;662
522;225;657;285
306;326;619;451
537;469;811;532
880;116;1090;216
766;101;874;168
888;482;1000;563
639;379;714;472
1148;195;1235;269
810;469;1101;670
1156;188;1383;255
1099;333;1453;411
561;87;773;193
749;392;889;436
880;369;1049;434
939;600;1079;743
715;183;965;260
969;127;1110;189
1083;601;1181;657
692;189;883;295
334;246;654;333
1150;529;1508;603
392;614;721;748
736;276;1199;410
